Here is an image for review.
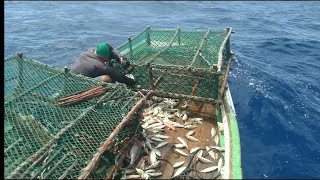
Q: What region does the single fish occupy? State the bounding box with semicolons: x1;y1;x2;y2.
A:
197;150;203;158
167;114;176;119
177;137;188;147
194;118;203;125
173;161;185;168
200;166;218;173
145;141;153;150
154;134;170;139
147;122;164;129
190;147;200;154
186;135;199;142
172;122;184;128
129;141;140;165
209;146;225;152
218;122;224;132
150;137;163;142
184;125;197;130
182;113;188;121
193;117;203;121
150;150;157;165
145;169;156;173
186;130;195;136
172;166;187;178
206;146;217;160
125;169;136;174
218;158;224;172
211;127;217;137
174;149;189;157
214;135;220;145
136;168;149;179
164;122;176;131
148;172;163;177
174;143;185;149
153;148;161;157
198;156;213;164
138;159;146;170
141;122;149;129
153;125;166;130
145;161;161;170
155;141;168;149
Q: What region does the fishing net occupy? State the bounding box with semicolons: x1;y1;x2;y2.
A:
116;27;233;102
4;55;146;179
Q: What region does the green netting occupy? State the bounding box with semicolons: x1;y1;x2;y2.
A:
117;27;233;102
4;56;145;179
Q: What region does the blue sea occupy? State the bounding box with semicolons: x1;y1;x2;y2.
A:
4;1;320;178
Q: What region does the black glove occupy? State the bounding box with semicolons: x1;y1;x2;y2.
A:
120;58;131;69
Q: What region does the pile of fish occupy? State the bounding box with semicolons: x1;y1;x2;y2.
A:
119;96;225;179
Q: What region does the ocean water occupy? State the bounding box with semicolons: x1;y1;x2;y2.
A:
4;1;320;178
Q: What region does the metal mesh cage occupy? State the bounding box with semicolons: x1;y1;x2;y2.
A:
4;55;145;179
117;27;233;102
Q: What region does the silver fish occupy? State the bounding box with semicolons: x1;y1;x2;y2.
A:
200;166;218;173
172;122;184;128
146;140;153;150
194;118;203;125
206;146;218;160
145;161;161;170
155;141;168;149
218;122;224;132
211;127;217;137
138;159;146;170
173;161;185;168
154;134;170;139
198;156;213;164
125;169;136;174
147;122;163;129
197;150;203;158
214;135;220;145
153;125;166;130
150;150;157;165
186;130;195;136
167;114;176;119
190;147;200;154
126;174;141;179
177;137;188;147
218;158;224;172
174;149;189;157
153;148;161;157
186;135;199;142
193;117;203;121
129;142;140;165
209;146;225;152
145;169;156;173
174;143;185;149
136;168;149;179
182;113;188;121
172;166;187;178
184;124;197;130
148;172;163;177
150;137;163;142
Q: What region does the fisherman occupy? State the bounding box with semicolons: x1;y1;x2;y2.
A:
70;42;135;86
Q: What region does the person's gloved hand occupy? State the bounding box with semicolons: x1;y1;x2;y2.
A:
120;57;131;69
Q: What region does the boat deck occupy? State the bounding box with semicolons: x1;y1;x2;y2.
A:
134;100;223;179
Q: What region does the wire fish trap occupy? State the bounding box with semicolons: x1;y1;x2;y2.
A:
115;27;234;103
4;54;147;179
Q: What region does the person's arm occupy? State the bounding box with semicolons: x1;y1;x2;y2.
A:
104;66;135;86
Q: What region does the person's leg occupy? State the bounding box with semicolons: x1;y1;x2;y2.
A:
100;75;112;83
